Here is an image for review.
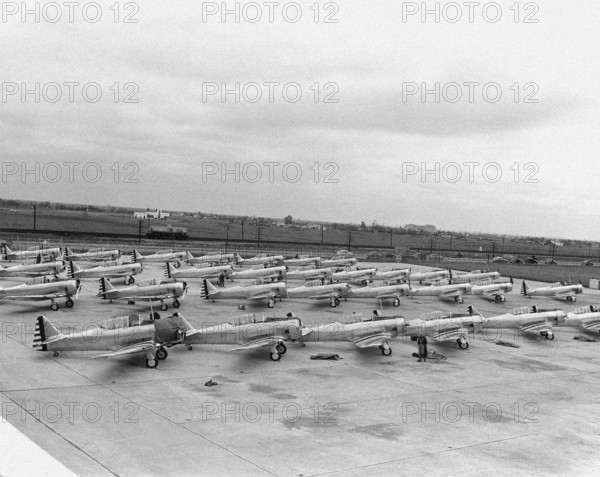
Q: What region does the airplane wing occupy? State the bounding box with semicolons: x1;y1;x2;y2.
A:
307;292;341;300
247;292;277;301
115;293;178;301
372;292;402;299
482;288;503;297
440;289;465;298
231;336;285;351
0;293;70;302
520;321;553;334
93;341;158;359
581;320;600;332
352;332;393;349
428;327;468;342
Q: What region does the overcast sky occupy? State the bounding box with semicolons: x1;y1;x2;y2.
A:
1;1;599;240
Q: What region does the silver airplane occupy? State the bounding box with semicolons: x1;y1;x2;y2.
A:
201;279;286;308
1;244;61;262
165;262;234;281
371;268;411;282
409;269;450;284
331;268;377;285
561;305;600;334
285;266;333;282
229;265;286;282
284;256;322;267
34;312;196;368
132;249;188;263
184;251;236;266
483;305;565;341
319;257;357;268
410;280;473;304
286;281;351;308
450;270;500;283
68;260;142;284
0;260;65;278
64;247;120;262
471;279;514;303
521;281;583;302
0;277;81;310
185;313;303;361
345;282;411;307
299;311;405;356
236;253;284;267
403;308;485;349
97;277;187;311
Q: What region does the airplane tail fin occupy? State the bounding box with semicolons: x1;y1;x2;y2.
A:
67;261;81;279
2;244;11;260
132;249;143;262
467;305;484;318
98;277;116;298
33;315;61;351
201;279;218;299
521;281;529;296
165;262;174;279
64;246;73;258
235;253;242;265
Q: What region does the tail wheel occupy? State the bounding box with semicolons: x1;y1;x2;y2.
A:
276;343;287;355
270;352;281;361
146;358;158;368
156;347;168;360
51;303;59;311
393;298;400;307
173;299;180;308
65;299;74;308
160;303;168;311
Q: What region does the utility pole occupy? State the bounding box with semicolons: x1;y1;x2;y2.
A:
241;220;244;240
390;229;393;248
257;225;262;250
33;205;37;231
225;226;230;253
138;220;142;244
321;224;324;245
347;230;352;250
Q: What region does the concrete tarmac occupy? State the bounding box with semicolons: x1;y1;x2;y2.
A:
1;262;599;476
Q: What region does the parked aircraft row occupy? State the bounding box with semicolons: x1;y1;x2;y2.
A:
33;303;600;367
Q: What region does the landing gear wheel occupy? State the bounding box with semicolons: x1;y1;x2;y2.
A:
173;299;180;308
65;298;74;308
53;352;59;357
495;295;502;303
381;346;392;356
457;297;464;304
361;280;368;286
393;298;400;307
146;358;158;368
156;347;168;360
160;303;168;311
300;342;306;348
276;343;287;355
458;341;469;349
187;345;193;351
329;300;336;308
571;297;576;303
51;302;59;311
270;352;281;362
334;298;340;306
546;334;555;340
127;277;135;285
267;299;275;309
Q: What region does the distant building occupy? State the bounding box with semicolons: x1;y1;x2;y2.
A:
551;240;564;247
404;224;437;234
133;209;170;220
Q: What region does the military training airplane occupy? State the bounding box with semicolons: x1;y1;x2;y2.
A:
68;260;142;284
201;279;286;308
0;277;81;310
521;281;583;302
97;277;187;310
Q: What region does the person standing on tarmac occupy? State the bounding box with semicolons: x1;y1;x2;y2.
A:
417;333;428;362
